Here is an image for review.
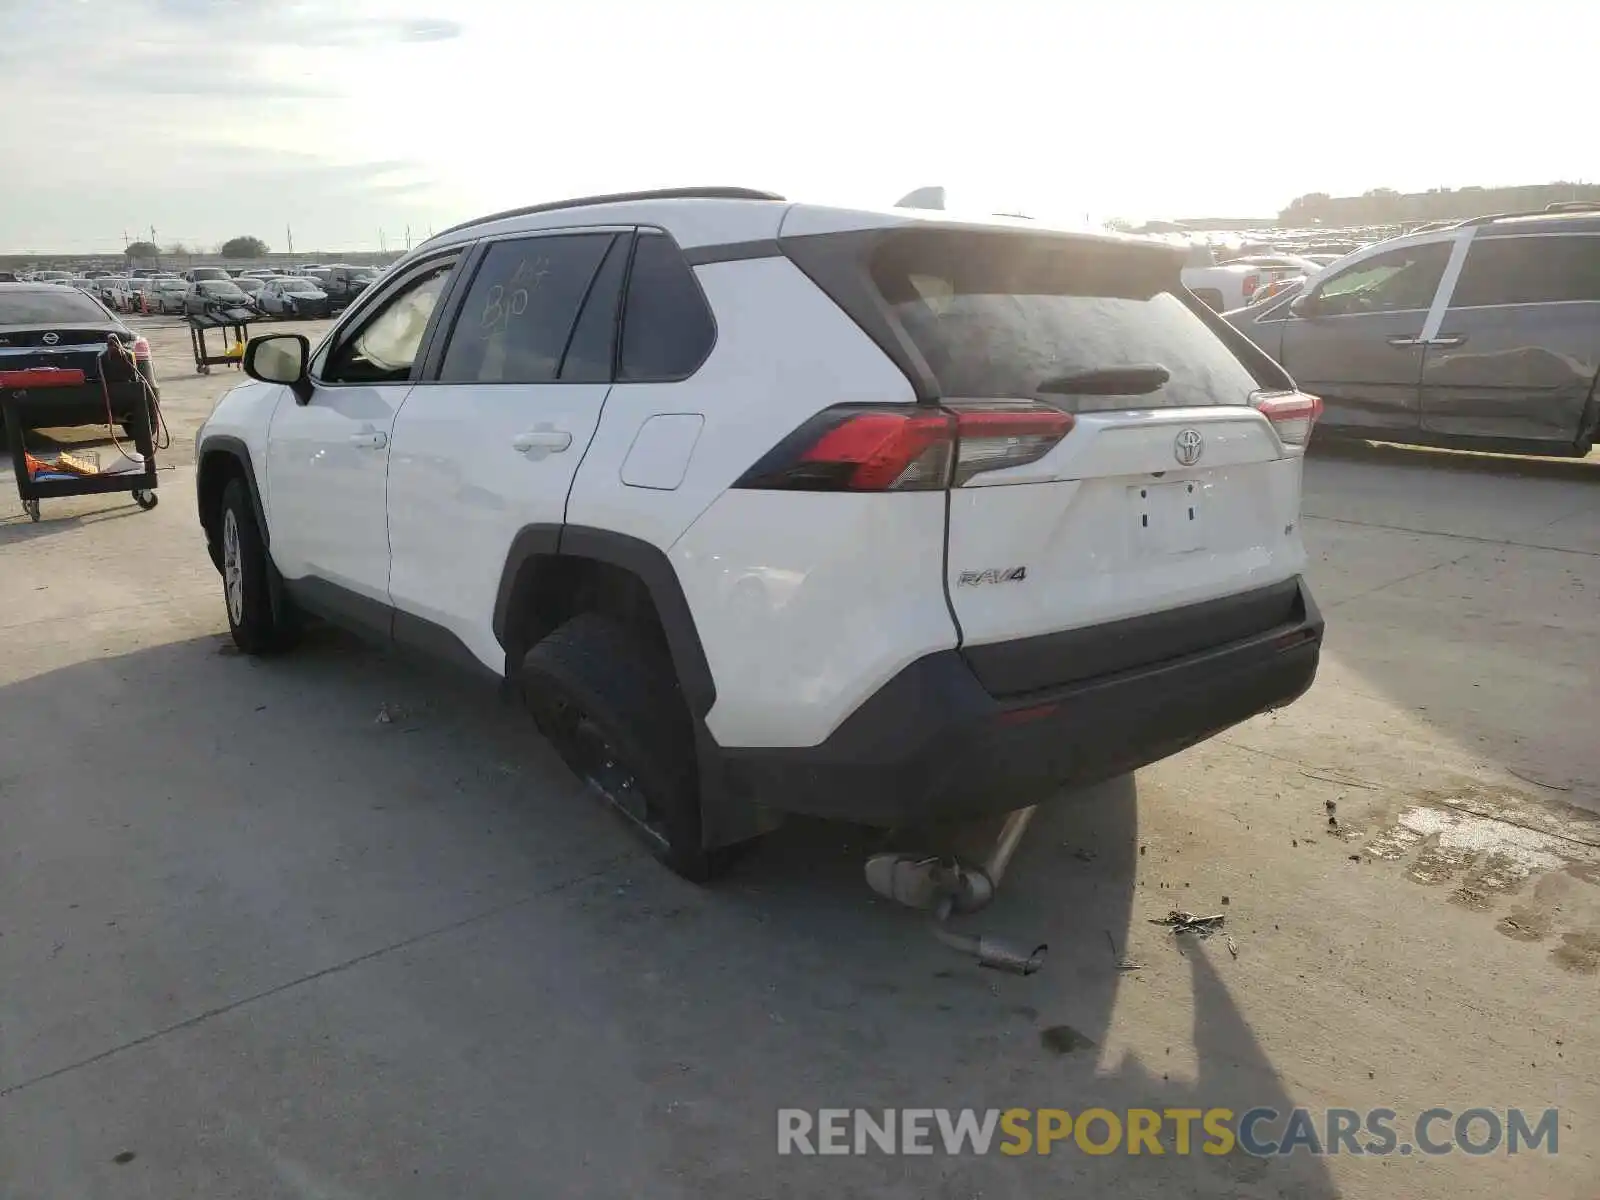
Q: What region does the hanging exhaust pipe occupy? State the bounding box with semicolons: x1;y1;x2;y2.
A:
864;805;1047;975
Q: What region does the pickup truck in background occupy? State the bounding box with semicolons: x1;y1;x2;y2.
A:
1182;246;1322;310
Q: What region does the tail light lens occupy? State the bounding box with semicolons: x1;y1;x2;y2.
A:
1252;390;1322;448
132;336;151;362
1242;272;1260;301
735;403;1075;492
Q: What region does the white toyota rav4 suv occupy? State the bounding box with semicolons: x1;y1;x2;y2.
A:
195;186;1324;880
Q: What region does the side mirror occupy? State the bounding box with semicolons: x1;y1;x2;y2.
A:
1288;293;1319;318
243;333;312;402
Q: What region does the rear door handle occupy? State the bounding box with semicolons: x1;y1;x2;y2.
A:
511;429;573;454
348;431;388;449
1386;335;1423;347
1427;334;1467;347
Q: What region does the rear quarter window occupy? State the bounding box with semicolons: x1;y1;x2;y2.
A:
1450;235;1600;307
870;229;1264;411
617;232;715;382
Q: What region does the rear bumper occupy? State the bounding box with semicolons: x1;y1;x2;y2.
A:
713;577;1322;825
0;379;150;426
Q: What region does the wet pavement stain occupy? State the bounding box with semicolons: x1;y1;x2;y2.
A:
1551;931;1600;975
1407;844;1476;886
1365;823;1424;861
1565;861;1600;886
1452;852;1536;908
1040;1025;1095;1055
1497;907;1554;942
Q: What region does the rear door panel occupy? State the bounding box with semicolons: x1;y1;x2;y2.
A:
1420;233;1600;445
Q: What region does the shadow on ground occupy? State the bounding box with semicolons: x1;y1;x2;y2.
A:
0;629;1338;1198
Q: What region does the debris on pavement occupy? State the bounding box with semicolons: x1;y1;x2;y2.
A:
1227;935;1239;959
1150;910;1226;937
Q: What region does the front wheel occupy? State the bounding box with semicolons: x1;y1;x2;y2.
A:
522;614;729;881
218;478;294;654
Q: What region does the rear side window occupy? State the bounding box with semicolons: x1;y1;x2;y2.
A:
1449;235;1600;307
618;232;715;381
0;289;109;323
869;229;1263;411
440;233;614;384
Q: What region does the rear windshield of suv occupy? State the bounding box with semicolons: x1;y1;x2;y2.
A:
868;229;1264;411
0;289;110;324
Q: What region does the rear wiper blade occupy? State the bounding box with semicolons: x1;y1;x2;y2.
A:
1036;365;1170;396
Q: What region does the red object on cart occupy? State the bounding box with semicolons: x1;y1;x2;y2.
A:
0;367;87;389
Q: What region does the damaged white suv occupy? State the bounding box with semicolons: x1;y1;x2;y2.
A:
195;186;1323;879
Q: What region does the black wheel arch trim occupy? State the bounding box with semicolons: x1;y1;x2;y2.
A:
196;434;269;546
493;523;716;718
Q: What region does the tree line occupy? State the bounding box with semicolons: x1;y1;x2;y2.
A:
1279;183;1600;227
124;235;270;261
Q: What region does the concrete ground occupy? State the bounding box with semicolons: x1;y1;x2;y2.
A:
1;318;1596;1198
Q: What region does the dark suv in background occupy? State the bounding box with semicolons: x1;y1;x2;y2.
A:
1226;208;1600;456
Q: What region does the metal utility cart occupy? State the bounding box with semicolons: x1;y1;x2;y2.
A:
2;367;159;523
187;306;254;375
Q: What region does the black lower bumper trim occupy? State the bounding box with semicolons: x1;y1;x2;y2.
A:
715;577;1323;825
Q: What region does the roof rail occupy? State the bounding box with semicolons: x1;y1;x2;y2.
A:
1454;203;1600;228
426;187;786;243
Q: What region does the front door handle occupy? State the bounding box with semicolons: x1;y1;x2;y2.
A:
1427;334;1467;347
1386;335;1422;347
511;429;573;454
348;431;388;449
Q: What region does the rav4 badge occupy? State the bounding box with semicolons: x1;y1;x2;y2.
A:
958;567;1028;586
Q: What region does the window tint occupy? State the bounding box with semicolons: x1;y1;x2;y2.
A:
1312;243;1449;316
1449;236;1600;307
559;234;628;382
867;228;1263;409
323;260;454;384
0;289;110;322
439;234;613;384
618;233;715;381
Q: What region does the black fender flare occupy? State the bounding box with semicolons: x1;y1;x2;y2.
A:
196;434;269;547
196;435;291;626
492;523;715;717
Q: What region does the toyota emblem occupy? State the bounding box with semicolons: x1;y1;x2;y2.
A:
42;331;59;345
1174;428;1203;466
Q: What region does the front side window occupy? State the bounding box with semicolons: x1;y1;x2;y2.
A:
323;260;455;384
1448;235;1600;307
1311;242;1450;316
438;233;615;384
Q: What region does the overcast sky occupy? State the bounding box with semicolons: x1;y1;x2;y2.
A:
2;0;1596;254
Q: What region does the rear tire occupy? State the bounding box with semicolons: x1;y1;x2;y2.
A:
219;478;294;654
522;613;727;881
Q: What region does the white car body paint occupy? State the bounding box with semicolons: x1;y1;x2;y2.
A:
195;193;1317;771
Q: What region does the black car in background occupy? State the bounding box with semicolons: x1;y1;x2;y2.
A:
184;278;255;316
0;283;158;437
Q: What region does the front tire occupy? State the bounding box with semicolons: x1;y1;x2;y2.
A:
522;613;725;881
218;478;293;654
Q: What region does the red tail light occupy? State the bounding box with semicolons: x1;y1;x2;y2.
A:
132;336;151;362
1252;390;1322;448
1242;272;1260;301
736;403;1075;492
